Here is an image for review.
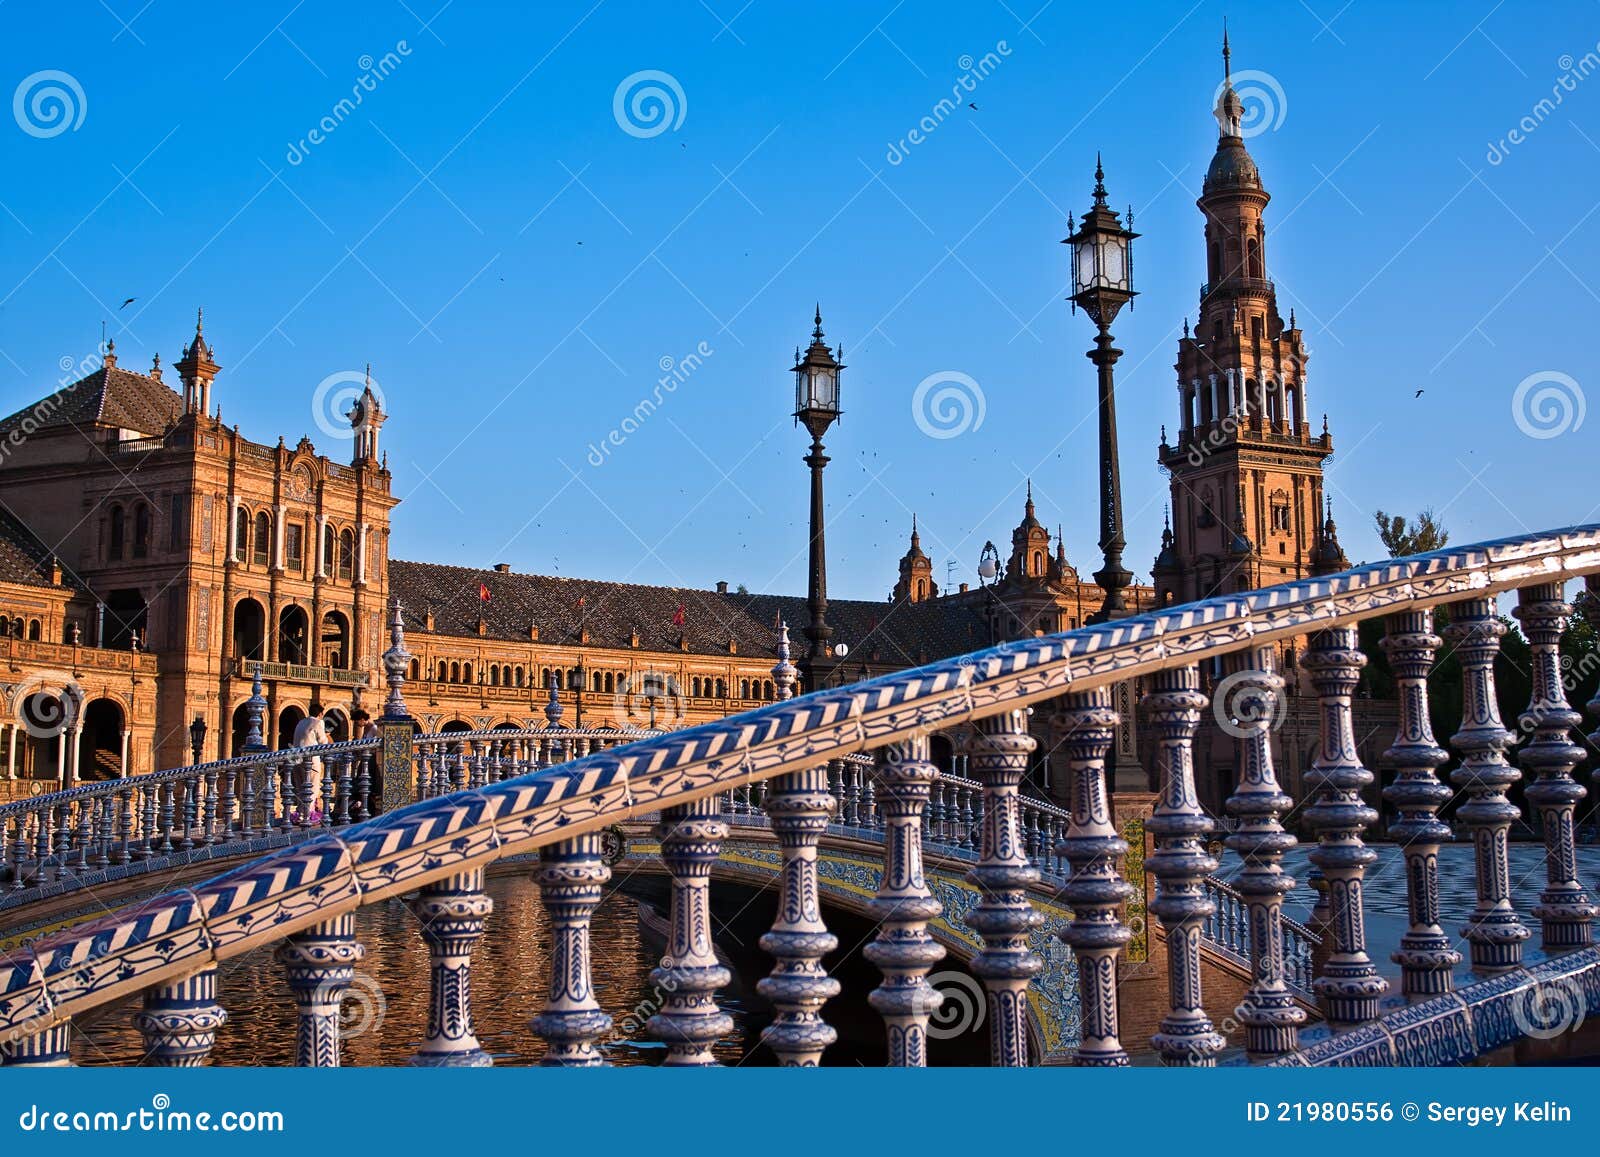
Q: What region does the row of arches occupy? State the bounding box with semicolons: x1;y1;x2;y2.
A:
395;660;778;702
0;616;42;641
5;694;127;783
232;599;350;668
232;507;359;580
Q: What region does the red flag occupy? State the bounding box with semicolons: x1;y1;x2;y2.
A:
672;604;686;627
479;583;491;602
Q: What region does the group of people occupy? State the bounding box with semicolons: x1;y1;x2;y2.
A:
287;704;379;825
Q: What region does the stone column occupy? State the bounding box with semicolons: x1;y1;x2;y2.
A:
276;913;365;1067
966;709;1042;1067
530;836;613;1065
1054;687;1132;1066
1220;648;1305;1058
1445;598;1531;973
865;735;944;1067
1302;626;1387;1025
133;966;227;1066
647;799;732;1065
1143;664;1225;1066
758;762;840;1065
409;870;493;1066
1515;584;1597;951
1381;610;1461;997
119;729;130;777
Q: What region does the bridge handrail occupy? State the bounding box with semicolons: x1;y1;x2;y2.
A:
4;523;1597;1043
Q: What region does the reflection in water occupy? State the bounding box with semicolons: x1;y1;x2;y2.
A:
74;873;757;1067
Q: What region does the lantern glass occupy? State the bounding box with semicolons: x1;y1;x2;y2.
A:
797;366;838;415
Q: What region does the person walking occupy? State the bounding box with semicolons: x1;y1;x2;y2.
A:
290;704;334;825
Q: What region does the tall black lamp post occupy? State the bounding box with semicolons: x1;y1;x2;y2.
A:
793;307;844;691
1065;156;1138;623
977;540;1002;646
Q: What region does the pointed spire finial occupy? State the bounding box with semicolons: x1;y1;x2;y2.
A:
1289;308;1297;329
1092;153;1107;206
196;306;204;335
1183;316;1191;338
813;303;824;340
1223;19;1231;82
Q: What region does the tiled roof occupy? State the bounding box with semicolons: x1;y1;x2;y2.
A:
0;506;77;590
387;559;989;666
0;365;184;442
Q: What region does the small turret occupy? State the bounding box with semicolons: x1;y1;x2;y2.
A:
174;308;220;418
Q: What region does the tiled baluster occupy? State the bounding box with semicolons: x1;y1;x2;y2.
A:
240;765;257;840
530;836;612;1065
276;914;365;1067
134;967;227;1066
115;787;134;865
862;771;877;827
300;756;320;827
1516;584;1597;950
963;787;979;850
334;757;353;826
74;802;92;872
201;768;219;845
842;761;860;826
1381;610;1462;997
1444;598;1531;973
1143;664;1225;1066
355;752;372;819
409;870;493;1066
758;763;839;1065
138;782;156;858
0;1022;71;1066
259;761;277;830
927;781;946;842
647;800;732;1065
180;774;197;850
1221;647;1306;1058
217;767;235;842
93;797;113;868
157;780;175;852
1302;626;1388;1024
967;710;1042;1067
1055;687;1133;1067
865;736;944;1067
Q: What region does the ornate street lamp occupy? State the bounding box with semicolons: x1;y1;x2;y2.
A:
793;306;844;690
1065;156;1138;622
977;540;1002;645
188;715;207;766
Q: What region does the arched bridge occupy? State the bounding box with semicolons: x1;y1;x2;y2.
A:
3;526;1600;1067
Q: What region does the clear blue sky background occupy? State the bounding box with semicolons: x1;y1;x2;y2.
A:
1;0;1596;611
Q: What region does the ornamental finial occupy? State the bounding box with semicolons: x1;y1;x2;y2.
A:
381;598;412;720
772;621;798;701
1223;20;1231;82
1092;153;1107;206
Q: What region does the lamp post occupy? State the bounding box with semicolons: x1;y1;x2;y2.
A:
188;715;207;766
977;540;1002;646
793;306;844;691
1065;156;1138;623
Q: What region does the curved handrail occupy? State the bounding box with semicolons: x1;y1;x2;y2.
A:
4;523;1597;1038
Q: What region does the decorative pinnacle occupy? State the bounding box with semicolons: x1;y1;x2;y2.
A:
1092;153;1107;206
195;306;204;336
1223;20;1231;82
813;304;824;339
771;621;798;701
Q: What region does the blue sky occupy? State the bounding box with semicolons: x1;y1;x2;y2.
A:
1;0;1597;608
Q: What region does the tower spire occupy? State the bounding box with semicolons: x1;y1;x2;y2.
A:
1223;19;1231;83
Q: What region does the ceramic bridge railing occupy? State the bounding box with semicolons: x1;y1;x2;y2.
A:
0;722;654;911
6;525;1600;1069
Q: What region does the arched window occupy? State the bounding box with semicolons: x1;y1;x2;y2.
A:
27;619;41;641
410;658;420;680
463;663;473;685
0;618;10;638
1032;550;1043;575
604;672;615;693
514;667;525;687
437;661;449;682
715;679;727;698
108;505;125;561
337;529;354;580
489;665;500;686
691;676;702;697
764;680;775;700
132;504;151;558
450;661;461;683
592;670;603;692
1208;240;1221;282
322;524;335;575
253;511;271;566
1247;237;1263;279
236;508;250;562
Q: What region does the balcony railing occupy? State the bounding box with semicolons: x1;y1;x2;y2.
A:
235;657;370;687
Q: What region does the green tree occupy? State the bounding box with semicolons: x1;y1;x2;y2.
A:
1374;507;1449;557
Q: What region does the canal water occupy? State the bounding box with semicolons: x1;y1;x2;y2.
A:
70;843;1600;1065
